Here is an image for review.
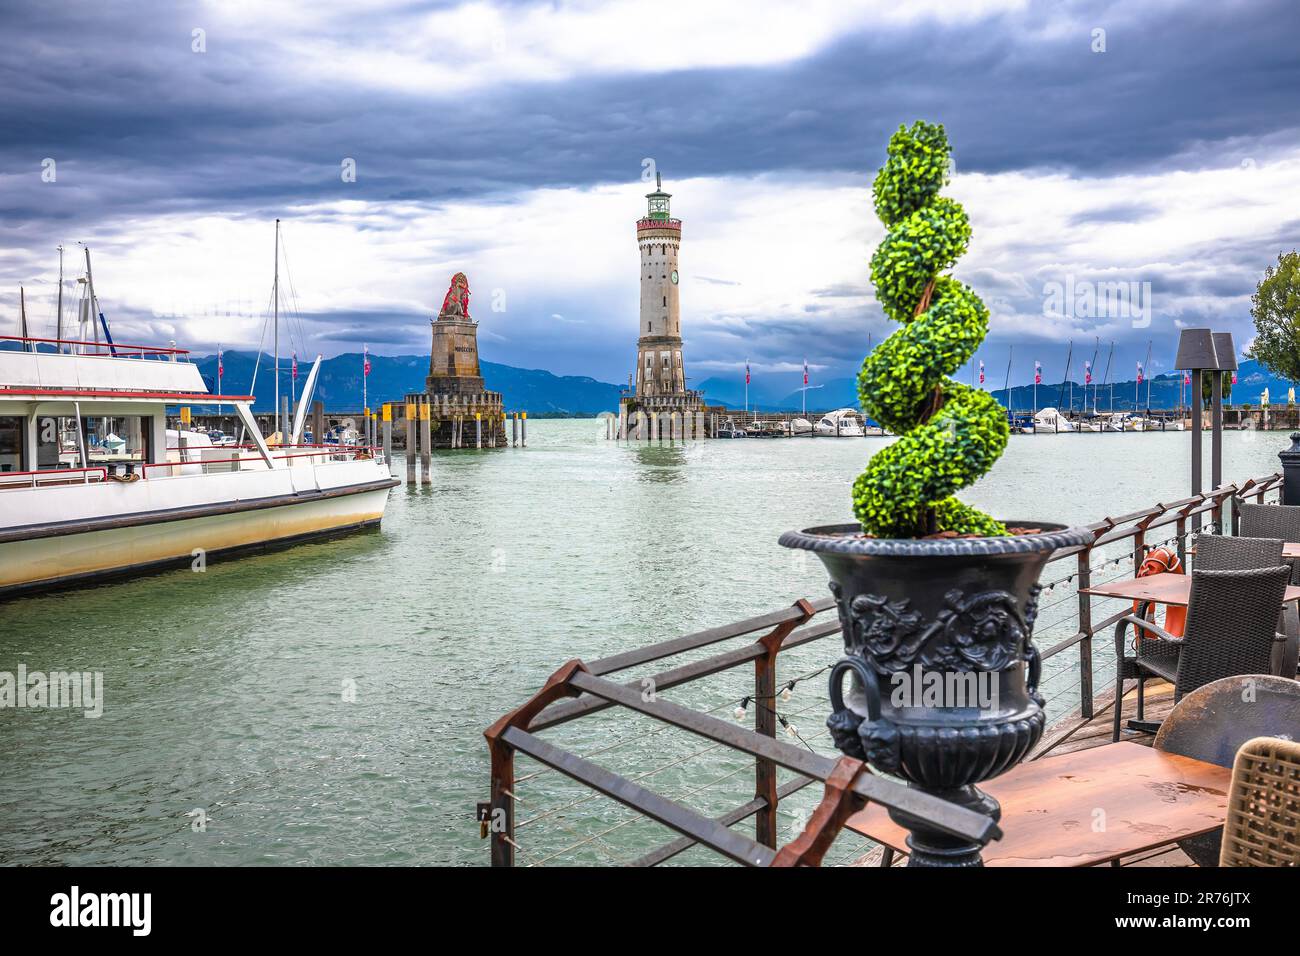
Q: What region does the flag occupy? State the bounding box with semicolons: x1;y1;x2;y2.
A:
292;352;298;380
978;361;985;385
1084;361;1092;385
1183;371;1190;385
1231;372;1238;385
217;347;223;378
745;360;750;385
363;344;371;377
1034;361;1042;385
1137;362;1144;385
803;359;808;386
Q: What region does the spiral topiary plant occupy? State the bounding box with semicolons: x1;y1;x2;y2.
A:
853;121;1009;539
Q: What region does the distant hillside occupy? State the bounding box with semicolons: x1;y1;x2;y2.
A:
192;352;625;414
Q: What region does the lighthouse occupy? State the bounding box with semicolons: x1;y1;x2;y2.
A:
619;173;704;439
635;172;686;397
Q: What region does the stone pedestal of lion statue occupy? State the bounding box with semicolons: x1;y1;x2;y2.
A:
403;272;508;449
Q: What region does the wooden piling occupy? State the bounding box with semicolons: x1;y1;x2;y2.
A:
419;403;432;484
382;404;393;474
405;403;416;484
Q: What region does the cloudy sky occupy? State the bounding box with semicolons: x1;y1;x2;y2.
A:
2;0;1297;392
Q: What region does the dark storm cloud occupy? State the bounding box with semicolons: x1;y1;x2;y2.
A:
2;0;1298;238
1;0;1297;383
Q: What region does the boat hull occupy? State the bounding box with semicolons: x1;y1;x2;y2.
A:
0;480;396;597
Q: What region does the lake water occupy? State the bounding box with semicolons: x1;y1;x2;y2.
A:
0;421;1289;866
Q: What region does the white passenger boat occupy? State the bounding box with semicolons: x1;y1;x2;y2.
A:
1031;407;1078;433
814;408;866;437
0;335;399;597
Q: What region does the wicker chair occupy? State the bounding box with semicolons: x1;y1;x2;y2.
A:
1193;535;1297;676
1112;566;1292;742
1220;736;1300;867
1237;502;1300;582
1194;533;1283;571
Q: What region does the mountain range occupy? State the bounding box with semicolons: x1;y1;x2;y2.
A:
191;351;627;415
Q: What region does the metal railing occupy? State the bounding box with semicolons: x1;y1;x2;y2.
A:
0;466;108;489
484;471;1286;867
141;446;381;478
0;335;190;359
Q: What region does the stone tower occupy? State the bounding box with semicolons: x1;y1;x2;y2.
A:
619;173;705;439
635;172;687;397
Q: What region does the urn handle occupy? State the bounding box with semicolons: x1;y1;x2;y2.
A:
828;657;900;772
829;656;883;720
1025;644;1045;708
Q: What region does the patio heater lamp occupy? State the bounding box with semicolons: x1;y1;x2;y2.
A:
1210;332;1237;493
1173;329;1222;533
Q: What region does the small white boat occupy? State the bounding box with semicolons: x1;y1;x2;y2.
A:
716;419;746;439
1032;407;1077;433
815;409;866;437
789;418;814;436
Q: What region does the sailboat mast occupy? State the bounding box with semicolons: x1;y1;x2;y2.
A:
273;218;281;442
19;286;31;351
83;246;100;351
1088;337;1099;415
1104;341;1114;413
55;246;64;351
1057;340;1073;417
1002;346;1013;426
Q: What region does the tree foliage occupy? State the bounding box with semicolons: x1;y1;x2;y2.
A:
853;122;1007;538
1247;250;1300;383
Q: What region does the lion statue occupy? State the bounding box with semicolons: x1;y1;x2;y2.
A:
439;272;471;319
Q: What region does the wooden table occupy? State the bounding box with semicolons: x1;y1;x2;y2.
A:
844;742;1231;867
1081;571;1300;606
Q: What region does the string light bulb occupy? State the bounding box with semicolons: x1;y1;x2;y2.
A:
781;686;792;703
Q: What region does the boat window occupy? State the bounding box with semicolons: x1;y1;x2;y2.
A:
35;416;80;470
0;416;23;472
81;415;151;467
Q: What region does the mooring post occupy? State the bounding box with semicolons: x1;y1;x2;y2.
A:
521;411;527;447
512;412;518;447
405;402;416;484
476;412;482;449
382;404;393;473
420;403;432;484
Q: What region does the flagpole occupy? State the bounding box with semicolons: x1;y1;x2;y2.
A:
217;344;223;417
1143;340;1152;414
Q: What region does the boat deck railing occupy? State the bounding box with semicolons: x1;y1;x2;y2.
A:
142;445;382;478
0;466;109;490
0;335;191;360
483;470;1285;866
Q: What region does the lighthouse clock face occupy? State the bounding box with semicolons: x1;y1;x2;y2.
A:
671;270;679;285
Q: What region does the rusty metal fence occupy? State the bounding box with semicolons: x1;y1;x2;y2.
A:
483;472;1284;866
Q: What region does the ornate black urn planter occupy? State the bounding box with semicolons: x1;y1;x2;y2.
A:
780;522;1091;866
